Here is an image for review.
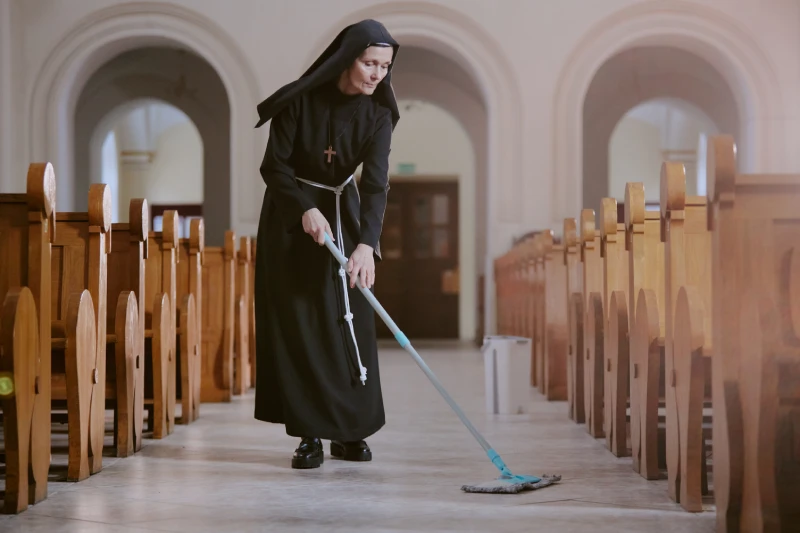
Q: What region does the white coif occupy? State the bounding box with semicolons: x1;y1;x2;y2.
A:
295;175;367;385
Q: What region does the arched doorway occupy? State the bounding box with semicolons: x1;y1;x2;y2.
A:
93;100;204;238
609;98;719;206
553;1;784;228
379;46;484;341
314;4;523;337
27;3;262;245
583;45;736;212
75;46;228;244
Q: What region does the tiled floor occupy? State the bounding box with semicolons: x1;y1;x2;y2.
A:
1;341;716;532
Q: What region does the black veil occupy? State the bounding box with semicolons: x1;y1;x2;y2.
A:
255;19;400;129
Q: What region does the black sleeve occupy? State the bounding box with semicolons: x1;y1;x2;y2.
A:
358;110;392;251
259;100;316;231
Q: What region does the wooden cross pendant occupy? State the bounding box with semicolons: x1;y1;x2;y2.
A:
324;145;336;163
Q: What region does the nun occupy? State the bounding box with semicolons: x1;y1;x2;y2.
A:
253;19;400;469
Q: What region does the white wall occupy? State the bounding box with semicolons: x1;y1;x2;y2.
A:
96;101;203;222
610;99;720;203
119;121;203;211
609;117;663;202
379;99;476;340
100;130;120;220
6;0;800;335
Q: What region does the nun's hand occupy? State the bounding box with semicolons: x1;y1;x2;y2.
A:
348;244;375;289
302;208;333;245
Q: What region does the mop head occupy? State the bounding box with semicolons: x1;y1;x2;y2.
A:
461;474;562;494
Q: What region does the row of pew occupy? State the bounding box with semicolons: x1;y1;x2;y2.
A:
494;135;798;531
0;162;257;513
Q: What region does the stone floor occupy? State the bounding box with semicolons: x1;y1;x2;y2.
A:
1;341;716;532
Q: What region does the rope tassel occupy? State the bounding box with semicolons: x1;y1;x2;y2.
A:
296;175;368;385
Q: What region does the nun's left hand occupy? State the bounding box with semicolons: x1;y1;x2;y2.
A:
348;244;375;289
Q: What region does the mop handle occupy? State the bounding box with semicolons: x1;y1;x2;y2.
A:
323;234;497;458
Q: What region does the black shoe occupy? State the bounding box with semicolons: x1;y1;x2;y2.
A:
330;440;372;462
291;437;324;469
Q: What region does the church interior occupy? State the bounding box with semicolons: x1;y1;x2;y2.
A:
0;0;798;531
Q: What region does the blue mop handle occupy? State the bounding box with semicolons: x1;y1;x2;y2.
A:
323;234;513;477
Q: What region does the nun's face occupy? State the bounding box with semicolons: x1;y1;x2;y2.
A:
340;46;393;95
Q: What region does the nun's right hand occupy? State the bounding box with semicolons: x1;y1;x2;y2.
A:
302;208;333;246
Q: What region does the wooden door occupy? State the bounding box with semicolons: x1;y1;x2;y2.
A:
374;179;459;339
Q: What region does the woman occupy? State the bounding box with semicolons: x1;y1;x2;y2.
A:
252;19;399;469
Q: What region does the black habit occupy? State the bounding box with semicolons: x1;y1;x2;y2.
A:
253;20;399;442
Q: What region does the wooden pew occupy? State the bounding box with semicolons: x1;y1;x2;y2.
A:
73;191;143;460
248;239;257;385
599;198;630;456
498;248;516;337
564;218;584;422
54;183;137;475
580;209;604;437
234;237;252;394
177;219;203;422
707;134;800;531
107;199;152;454
539;231;568;401
514;244;528;339
493;257;503;334
146;210;199;426
625;183;666;479
660;162;713;512
145;211;179;435
111;200;171;441
0;163;55;499
1;287;39;513
533;236;545;390
200;231;235;402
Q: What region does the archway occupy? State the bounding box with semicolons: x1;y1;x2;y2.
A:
27;2;262;245
553;0;784;229
75;46;228;244
583;45;736;213
92;100;204;235
388;46;484;341
312;2;523;336
609;98;720;205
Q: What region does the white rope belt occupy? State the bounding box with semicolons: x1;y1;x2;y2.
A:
295;175;367;385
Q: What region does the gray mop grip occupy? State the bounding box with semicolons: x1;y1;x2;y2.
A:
322;234;494;455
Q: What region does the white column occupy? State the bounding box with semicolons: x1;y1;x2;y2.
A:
0;0;13;192
696;133;707;197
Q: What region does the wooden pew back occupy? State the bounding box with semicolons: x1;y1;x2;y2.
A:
625;182;666;479
0;163;55;503
177;219;204;422
581;209;604;437
0;287;38;513
108;199;148;455
707;134;800;530
52;183;111;475
234;237;253;394
564;218;584;422
661;161;713;511
541;231;567;401
601;197;630;455
200;231;236;402
145;211;178;434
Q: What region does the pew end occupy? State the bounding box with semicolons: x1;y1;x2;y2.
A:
673;286;710;512
605;290;630;457
0;288;39;514
107;290;138;457
632;288;664;480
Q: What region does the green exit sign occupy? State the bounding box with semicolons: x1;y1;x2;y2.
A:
397;163;416;175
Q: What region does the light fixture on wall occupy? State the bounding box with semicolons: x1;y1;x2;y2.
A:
120;149;155;165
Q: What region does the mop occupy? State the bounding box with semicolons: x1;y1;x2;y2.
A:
323;234;561;494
